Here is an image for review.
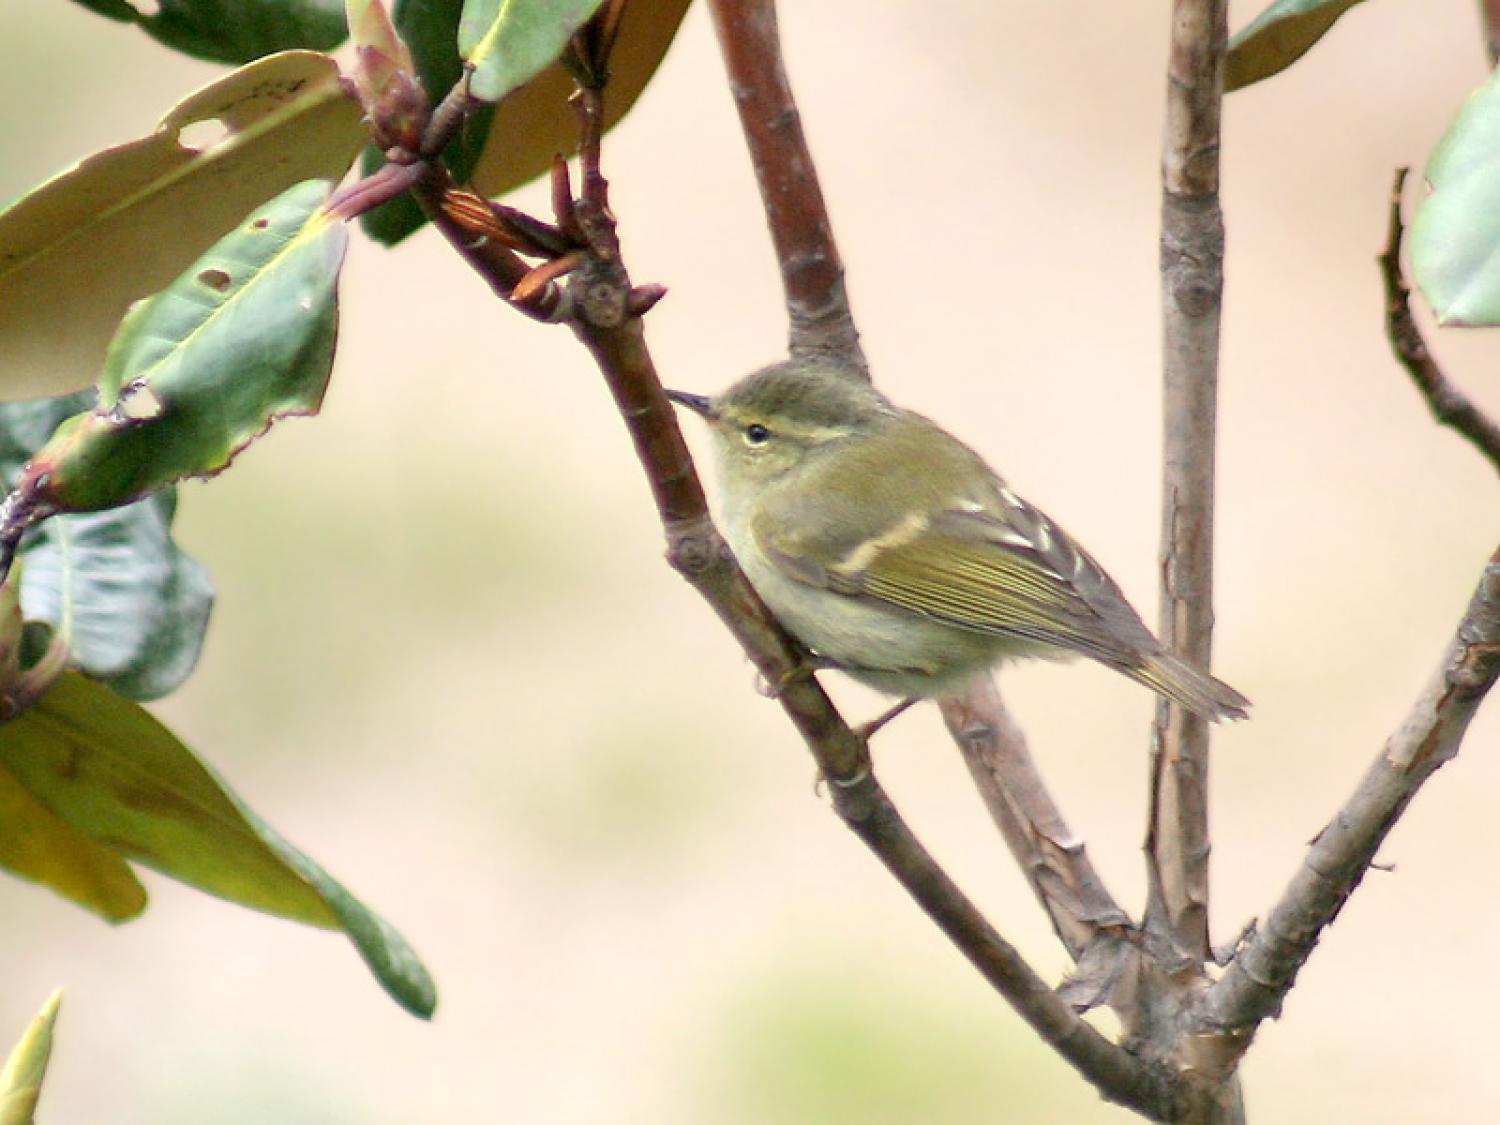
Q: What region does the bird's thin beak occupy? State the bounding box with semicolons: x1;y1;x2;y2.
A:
665;389;715;418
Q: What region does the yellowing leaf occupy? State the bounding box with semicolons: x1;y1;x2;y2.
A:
0;673;437;1018
0;51;365;402
471;0;692;198
0;769;146;922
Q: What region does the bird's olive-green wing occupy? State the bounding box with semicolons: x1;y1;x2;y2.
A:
754;492;1158;666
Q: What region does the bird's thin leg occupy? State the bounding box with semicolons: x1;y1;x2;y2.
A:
855;696;920;741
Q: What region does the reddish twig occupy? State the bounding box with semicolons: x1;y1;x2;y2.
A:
409;165;564;321
325;160;428;223
1380;167;1500;475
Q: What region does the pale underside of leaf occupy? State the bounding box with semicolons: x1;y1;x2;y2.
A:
1413;68;1500;326
0;51;364;402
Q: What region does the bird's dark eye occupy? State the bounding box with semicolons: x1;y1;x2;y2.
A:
745;423;770;445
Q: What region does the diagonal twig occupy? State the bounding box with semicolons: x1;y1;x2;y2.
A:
942;676;1132;963
1146;0;1229;968
1200;546;1500;1053
1380;167;1500;476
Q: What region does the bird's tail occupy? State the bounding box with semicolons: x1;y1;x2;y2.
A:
1128;650;1250;723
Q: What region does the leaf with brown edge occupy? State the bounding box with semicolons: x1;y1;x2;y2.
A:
12;180;345;520
0;51;364;402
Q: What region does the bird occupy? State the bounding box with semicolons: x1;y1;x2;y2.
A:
667;361;1248;723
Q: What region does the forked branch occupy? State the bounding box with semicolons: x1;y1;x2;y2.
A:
403;10;1169;1116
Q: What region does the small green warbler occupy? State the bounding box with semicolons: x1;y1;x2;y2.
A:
668;361;1248;722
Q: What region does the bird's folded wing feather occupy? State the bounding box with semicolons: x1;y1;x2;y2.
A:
753;494;1157;666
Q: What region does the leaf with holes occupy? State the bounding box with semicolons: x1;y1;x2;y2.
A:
1225;0;1368;92
0;51;364;402
68;0;348;64
1413;68;1500;326
17;179;345;517
0;673;437;1017
458;0;607;103
0;990;61;1125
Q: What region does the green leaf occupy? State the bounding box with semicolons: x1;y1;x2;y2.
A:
1413;69;1500;326
0;990;61;1125
361;0;499;245
23;180;346;515
1225;0;1368;92
68;0;348;65
0;51;364;402
0;394;215;702
458;0;607;103
469;0;692;199
19;494;214;702
0;674;437;1017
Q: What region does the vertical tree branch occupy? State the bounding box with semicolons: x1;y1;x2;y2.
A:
705;0;865;373
1147;0;1228;966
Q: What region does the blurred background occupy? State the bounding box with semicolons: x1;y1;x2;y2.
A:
3;1;1499;1122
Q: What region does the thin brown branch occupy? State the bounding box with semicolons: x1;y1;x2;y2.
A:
419;68;480;158
1147;0;1229;967
1380;167;1500;475
940;678;1131;962
705;0;865;373
1200;546;1500;1055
